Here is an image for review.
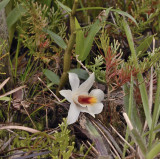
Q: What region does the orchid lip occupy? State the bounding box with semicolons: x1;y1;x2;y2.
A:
78;95;97;105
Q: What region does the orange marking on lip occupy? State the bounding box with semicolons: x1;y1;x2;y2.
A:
78;95;97;105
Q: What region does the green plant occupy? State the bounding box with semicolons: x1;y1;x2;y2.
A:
56;0;78;94
87;55;106;83
75;9;110;62
0;41;9;75
2;0;160;158
122;18;160;159
87;29;138;94
17;1;49;53
49;118;74;159
0;0;10;12
0;119;74;158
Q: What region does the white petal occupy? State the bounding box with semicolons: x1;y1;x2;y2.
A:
67;103;80;124
59;90;72;103
79;105;89;112
78;73;95;93
78;106;95;117
69;73;80;91
90;89;104;102
87;103;104;115
90;113;95;118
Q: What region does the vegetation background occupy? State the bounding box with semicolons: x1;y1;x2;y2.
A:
0;0;160;158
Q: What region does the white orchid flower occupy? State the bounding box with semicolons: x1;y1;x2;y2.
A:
59;72;104;125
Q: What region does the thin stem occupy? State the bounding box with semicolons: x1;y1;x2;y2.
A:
15;37;21;78
56;0;78;95
123;75;133;158
76;55;90;74
149;68;160;148
38;77;61;102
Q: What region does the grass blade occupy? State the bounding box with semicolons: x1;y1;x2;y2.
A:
149;69;160;147
136;35;154;56
123;75;133;157
122;18;152;129
151;69;160;129
77;7;137;25
123;113;147;157
111;9;138;26
124;83;142;131
56;0;71;14
146;142;160;159
131;129;147;156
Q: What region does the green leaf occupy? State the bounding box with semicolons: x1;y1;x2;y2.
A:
123;76;138;157
122;18;152;129
123;84;129;113
149;69;160;147
79;8;112;61
105;7;113;16
44;29;67;50
0;0;10;11
153;123;160;133
0;97;11;101
43;69;60;85
131;129;147;156
136;35;154;56
146;142;160;159
77;21;100;61
76;8;136;62
128;75;133;118
79;17;103;61
95;119;122;156
137;72;152;129
111;9;138;26
75;18;84;57
153;70;160;127
69;68;89;80
76;7;105;11
56;0;71;14
122;18;137;58
7;4;26;29
123;84;142;132
128;75;142;131
76;7;137;25
85;118;109;156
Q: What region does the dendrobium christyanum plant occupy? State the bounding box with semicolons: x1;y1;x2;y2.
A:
59;73;104;124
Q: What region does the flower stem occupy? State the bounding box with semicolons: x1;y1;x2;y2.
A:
56;0;78;95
